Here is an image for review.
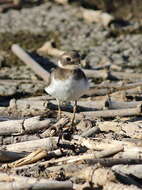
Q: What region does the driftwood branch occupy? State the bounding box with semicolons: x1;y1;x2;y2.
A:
72;136;136;151
3;137;59;153
63;104;142;119
11;44;50;83
0;173;73;190
0;116;53;136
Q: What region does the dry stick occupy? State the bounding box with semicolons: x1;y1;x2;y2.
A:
82;104;142;118
85;69;142;80
0;116;53;136
11;44;50;83
9;98;49;110
87;81;142;96
111;71;142;81
72;136;136;151
64;104;142;119
114;148;142;160
0;173;72;190
3;137;59;153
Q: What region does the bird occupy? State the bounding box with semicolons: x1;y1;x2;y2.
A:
45;50;89;124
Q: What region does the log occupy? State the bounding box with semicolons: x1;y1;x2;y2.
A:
0;116;53;135
0;173;72;190
72;136;136;151
63;104;142;119
3;137;58;153
82;104;142;118
114;147;142;159
87;80;142;96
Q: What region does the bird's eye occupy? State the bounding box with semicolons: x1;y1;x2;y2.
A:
66;57;71;62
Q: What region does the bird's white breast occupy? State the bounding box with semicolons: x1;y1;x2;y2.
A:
45;76;89;101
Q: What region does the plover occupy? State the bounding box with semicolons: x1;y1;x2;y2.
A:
45;50;89;123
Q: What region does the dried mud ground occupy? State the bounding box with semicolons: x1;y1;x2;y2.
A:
0;1;142;190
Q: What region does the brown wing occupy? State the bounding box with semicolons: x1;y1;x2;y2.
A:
53;67;87;81
73;68;87;80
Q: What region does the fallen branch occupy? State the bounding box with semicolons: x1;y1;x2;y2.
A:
0;116;53;136
63;104;142;119
72;136;136;151
11;44;50;83
87;81;142;96
0;173;73;190
3;137;59;153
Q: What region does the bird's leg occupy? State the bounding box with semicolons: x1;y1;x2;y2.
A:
56;99;61;119
71;100;77;125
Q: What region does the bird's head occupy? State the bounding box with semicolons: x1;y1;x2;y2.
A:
58;50;81;69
